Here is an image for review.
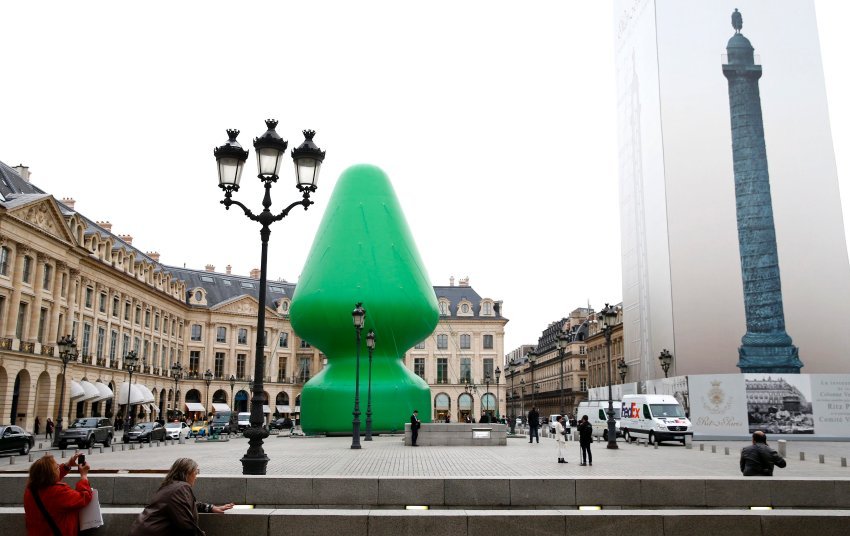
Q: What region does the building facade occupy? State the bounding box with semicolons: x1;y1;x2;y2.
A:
0;162;505;431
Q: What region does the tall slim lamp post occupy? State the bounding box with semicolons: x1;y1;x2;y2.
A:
53;335;78;447
598;304;619;449
520;379;526;417
484;375;491;419
123;350;138;436
214;120;325;475
229;374;236;429
351;303;365;449
528;351;537;405
658;349;673;378
495;366;501;420
556;333;567;415
365;329;375;441
204;369;213;419
170;362;183;420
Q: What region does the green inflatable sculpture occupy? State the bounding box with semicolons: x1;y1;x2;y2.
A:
290;164;438;435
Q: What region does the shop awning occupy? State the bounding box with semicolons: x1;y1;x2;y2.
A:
117;383;148;405
70;381;85;400
276;405;291;413
293;406;301;414
78;381;102;402
262;405;271;414
136;384;155;403
212;403;230;412
93;382;114;401
142;404;151;413
185;402;206;413
150;404;160;414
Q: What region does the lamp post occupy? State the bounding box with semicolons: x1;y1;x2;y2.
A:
351;303;366;449
203;369;213;421
495;366;501;420
556;333;568;415
215;120;324;475
365;329;375;441
520;379;526;417
124;350;139;436
171;362;183;420
617;359;628;384
484;374;491;420
658;349;673;378
598;303;619;449
53;335;78;447
528;351;537;404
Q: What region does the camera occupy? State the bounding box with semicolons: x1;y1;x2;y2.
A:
78;454;86;466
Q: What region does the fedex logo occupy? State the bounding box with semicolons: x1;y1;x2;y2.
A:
621;402;640;419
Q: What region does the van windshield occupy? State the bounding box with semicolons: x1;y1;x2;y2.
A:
649;404;685;418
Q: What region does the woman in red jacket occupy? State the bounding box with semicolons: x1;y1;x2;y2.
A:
24;452;92;535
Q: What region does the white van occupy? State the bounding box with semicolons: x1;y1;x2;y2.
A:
576;400;622;440
620;394;692;445
237;412;251;432
547;414;570;435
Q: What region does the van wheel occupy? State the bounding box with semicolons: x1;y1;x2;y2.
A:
623;430;630;443
648;432;655;445
21;442;31;455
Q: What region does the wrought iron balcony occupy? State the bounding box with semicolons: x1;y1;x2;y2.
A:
21;342;36;354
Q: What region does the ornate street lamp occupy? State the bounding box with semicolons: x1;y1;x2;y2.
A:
495;366;501;420
215;120;324;475
484;374;492;420
171;362;183;420
351;303;366;449
204;369;213;420
520;378;526;417
617;359;628;384
528;350;538;404
598;303;619;449
124;350;139;436
53;335;78;447
229;374;236;428
556;333;568;415
365;329;376;441
659;349;673;378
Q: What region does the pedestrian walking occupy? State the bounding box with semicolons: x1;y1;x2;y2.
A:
410;410;421;446
555;415;568;463
527;407;540;444
578;415;593;466
34;417;41;437
45;418;54;440
740;431;786;476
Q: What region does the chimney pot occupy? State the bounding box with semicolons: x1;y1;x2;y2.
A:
250;268;261;279
147;251;161;263
61;197;76;210
450;276;455;287
226;264;232;275
13;165;30;182
459;276;470;287
205;264;215;272
97;221;113;232
118;234;133;245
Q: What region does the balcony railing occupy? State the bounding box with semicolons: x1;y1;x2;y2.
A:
96;357;107;367
81;354;93;365
20;342;36;354
0;337;12;350
41;344;55;356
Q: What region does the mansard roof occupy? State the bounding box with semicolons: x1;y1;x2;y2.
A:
0;162;46;199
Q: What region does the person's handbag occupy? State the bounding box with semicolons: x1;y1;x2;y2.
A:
79;488;104;530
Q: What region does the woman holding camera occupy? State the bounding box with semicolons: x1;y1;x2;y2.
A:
23;452;92;535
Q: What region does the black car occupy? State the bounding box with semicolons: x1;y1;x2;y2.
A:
123;422;167;443
0;425;34;455
269;417;293;431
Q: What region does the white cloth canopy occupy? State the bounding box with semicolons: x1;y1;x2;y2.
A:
78;381;101;402
276;405;291;413
185;402;205;412
293;406;301;413
70;381;85;400
136;384;155;403
117;383;148;405
93;382;113;401
262;405;271;414
212;403;230;412
150;404;160;414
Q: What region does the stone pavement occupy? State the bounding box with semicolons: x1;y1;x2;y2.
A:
4;433;849;478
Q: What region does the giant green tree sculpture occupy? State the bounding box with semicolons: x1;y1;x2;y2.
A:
291;164;438;435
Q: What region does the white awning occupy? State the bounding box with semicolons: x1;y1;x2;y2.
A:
276;405;291;413
117;383;148;405
185;402;206;412
136;384;155;403
262;405;271;414
150;404;160;414
142;404;151;413
293;406;301;413
212;403;230;412
93;382;114;401
78;381;102;402
70;381;85;400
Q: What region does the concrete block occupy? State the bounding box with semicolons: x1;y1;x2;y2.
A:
97;508;142;535
510;478;575;506
111;476;159;505
662;513;761;536
0;508;27;534
247;477;312;506
563;512;662;536
0;476;28;505
705;479;770;507
270;509;368;536
369;510;467;536
836;480;850;508
313;478;378;506
770;480;836;508
445;478;510;506
468;510;564;536
759;512;850;536
200;508;272;536
194;476;247;505
378;478;444;506
575;479;641;506
640;479;705;506
819;454;825;464
799;451;805;461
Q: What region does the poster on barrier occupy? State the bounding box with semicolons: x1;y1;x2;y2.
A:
688;374;748;436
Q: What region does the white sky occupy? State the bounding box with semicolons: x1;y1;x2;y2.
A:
1;2;848;354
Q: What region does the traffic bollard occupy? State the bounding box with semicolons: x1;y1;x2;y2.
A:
112;445;115;452
88;448;92;455
99;447;103;454
654;443;658;450
819;454;825;464
777;440;787;458
685;436;693;449
724;447;730;455
800;452;805;461
10;456;14;465
700;444;704;452
29;453;34;462
61;450;66;458
841;457;847;467
711;445;716;454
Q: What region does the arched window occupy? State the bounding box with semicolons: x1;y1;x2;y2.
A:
458;393;473;411
434;393;450;410
481;393;496;414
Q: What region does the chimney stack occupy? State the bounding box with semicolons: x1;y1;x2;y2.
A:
459;276;470;287
97;221;113;232
118;234;133;245
449;276;455;287
13;165;30;182
147;251;161;263
205;264;215;272
250;268;261;279
226;264;232;275
61;197;76;210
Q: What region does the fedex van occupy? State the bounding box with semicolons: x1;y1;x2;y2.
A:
620;394;692;445
576;400;622;440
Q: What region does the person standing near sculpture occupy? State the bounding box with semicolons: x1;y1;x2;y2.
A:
410;410;421;446
740;431;786;476
578;415;593;466
527;407;540;444
555;415;568;464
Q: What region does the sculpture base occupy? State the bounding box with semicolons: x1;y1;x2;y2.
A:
737;340;803;373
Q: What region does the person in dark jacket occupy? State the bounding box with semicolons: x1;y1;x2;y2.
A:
410;410;421;446
740;431;787;476
577;415;594;466
527;407;540;444
129;458;233;535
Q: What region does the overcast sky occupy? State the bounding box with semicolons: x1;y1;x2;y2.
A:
1;1;847;354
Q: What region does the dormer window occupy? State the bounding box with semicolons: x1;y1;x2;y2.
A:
439;299;450;315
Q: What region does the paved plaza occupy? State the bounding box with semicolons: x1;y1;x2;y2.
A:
4;433;849;478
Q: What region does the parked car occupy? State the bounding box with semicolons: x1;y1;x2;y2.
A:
57;417;114;449
189;420;209;438
164;421;191;440
124;422;167;443
0;425;35;455
269;417;293;431
210;412;232;436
